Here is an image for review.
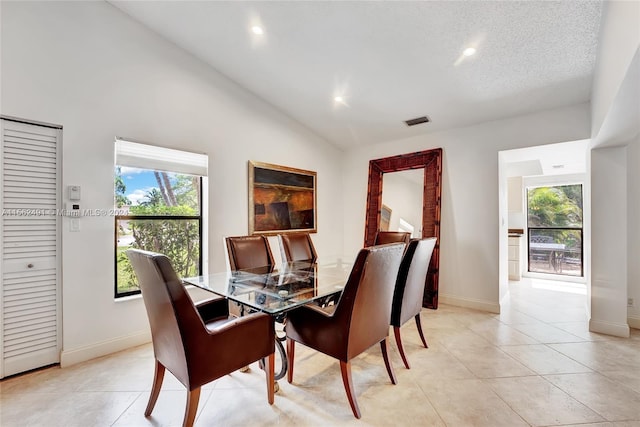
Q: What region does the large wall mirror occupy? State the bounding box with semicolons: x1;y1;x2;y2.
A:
364;148;442;308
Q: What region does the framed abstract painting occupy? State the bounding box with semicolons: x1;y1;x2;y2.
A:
248;161;317;235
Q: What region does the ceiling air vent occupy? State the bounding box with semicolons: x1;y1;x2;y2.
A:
404;116;430;127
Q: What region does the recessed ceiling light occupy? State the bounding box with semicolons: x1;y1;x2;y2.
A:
251;26;264;35
463;47;476;57
334;96;344;103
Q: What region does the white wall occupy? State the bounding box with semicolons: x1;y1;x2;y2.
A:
591;1;640;137
590;146;629;336
1;1;344;364
507;176;524;230
589;0;640;334
627;134;640;328
343;104;590;313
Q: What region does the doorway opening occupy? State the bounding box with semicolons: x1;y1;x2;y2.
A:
499;140;590;317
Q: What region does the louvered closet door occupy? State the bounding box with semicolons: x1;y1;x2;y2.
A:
0;118;61;378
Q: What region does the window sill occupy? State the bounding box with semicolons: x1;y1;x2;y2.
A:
114;293;142;303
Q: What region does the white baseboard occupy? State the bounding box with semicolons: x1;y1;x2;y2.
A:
589;318;630;338
439;293;500;314
60;330;151;367
628;315;640;330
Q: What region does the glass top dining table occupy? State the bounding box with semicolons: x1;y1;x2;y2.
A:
183;257;353;315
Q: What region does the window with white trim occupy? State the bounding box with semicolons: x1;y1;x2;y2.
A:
526;184;583;277
114;139;208;298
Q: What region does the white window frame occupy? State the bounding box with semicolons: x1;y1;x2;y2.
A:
114;138;209;297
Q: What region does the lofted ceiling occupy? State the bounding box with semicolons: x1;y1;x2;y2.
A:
109;1;603;150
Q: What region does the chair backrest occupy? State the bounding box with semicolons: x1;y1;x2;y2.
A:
225;235;275;271
126;249;204;387
374;231;411;246
278;233;318;262
334;243;404;360
391;238;437;327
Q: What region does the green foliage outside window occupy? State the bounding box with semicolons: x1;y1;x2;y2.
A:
527;185;582;228
115;166;130;208
527;184;583;254
115;167;201;297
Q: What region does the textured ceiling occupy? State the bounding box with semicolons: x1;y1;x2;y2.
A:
110;1;603;149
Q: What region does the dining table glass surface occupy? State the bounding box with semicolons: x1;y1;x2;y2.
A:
183;257;353;315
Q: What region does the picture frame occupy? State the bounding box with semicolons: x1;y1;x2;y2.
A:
380;204;392;231
248;161;317;235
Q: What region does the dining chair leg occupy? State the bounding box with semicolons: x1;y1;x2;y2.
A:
340;360;361;419
265;352;275;404
183;388;200;427
393;326;411;369
415;313;428;348
145;360;165;416
380;337;397;384
286;338;295;383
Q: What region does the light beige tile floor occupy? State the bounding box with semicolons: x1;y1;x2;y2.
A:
1;277;639;426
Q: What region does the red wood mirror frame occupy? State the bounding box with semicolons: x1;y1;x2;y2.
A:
364;148;443;309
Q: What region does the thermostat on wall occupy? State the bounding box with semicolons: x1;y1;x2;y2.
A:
68;185;81;201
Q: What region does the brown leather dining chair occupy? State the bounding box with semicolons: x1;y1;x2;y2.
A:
374;231;411;246
285;243;405;419
127;249;275;427
278;232;318;262
225;235;275;271
225;234;288;377
391;237;437;369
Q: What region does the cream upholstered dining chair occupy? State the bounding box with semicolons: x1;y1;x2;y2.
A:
285;243;405;419
127;249;275;427
391;237;437;369
277;232;318;262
